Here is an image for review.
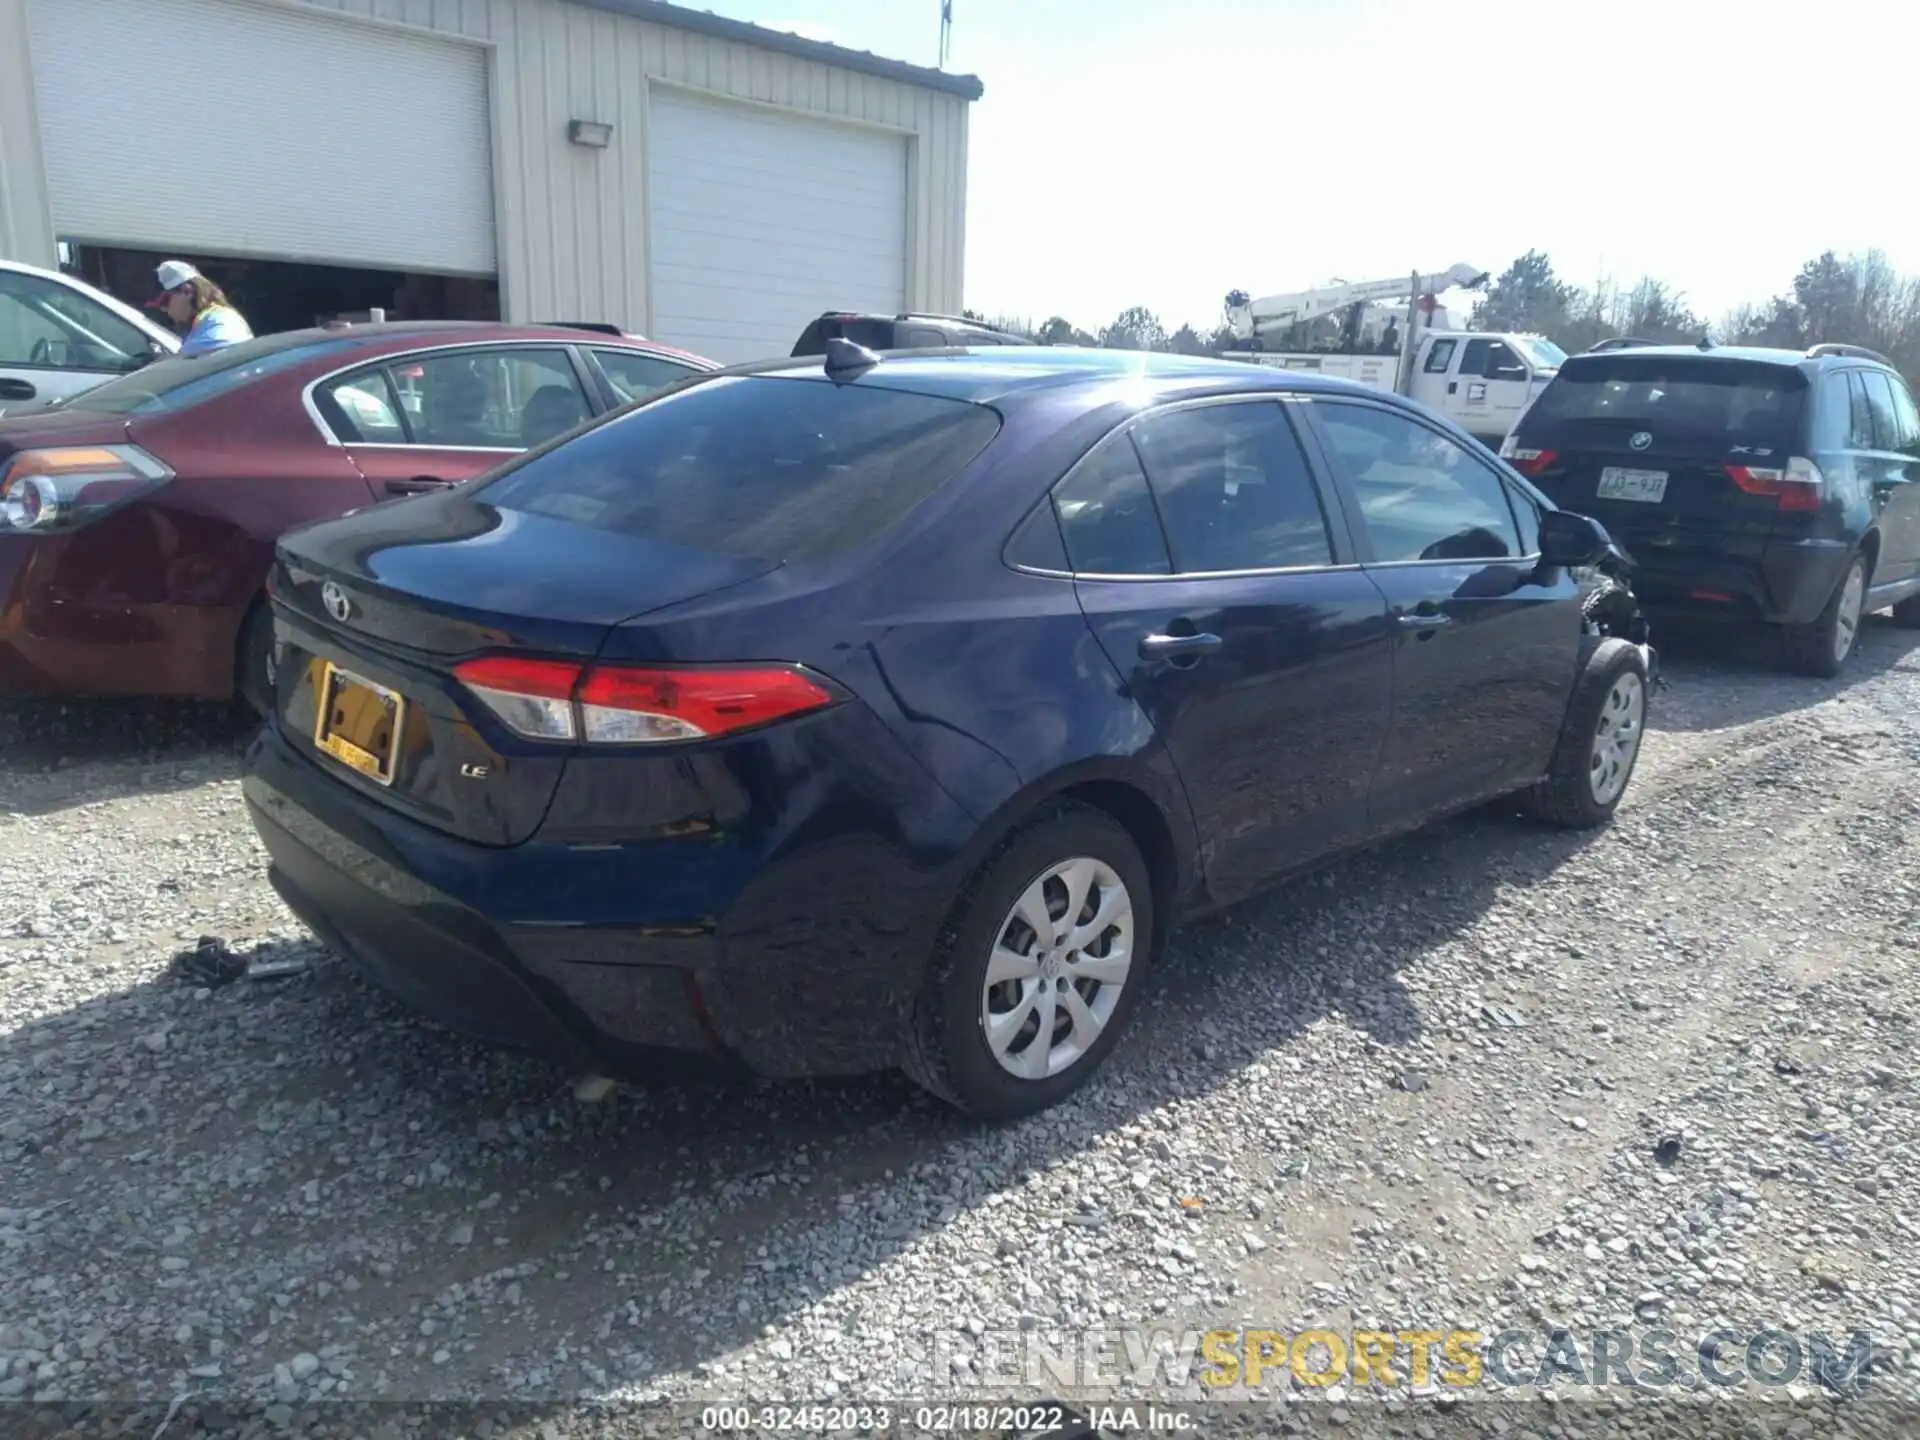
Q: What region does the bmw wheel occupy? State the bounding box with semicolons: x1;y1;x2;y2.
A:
905;804;1153;1120
1784;553;1867;678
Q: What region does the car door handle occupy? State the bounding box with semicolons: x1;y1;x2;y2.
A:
0;379;36;401
385;477;444;495
1138;631;1223;661
1397;610;1451;630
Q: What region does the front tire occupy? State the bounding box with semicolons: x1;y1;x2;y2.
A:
1521;638;1649;829
903;805;1153;1121
1783;553;1867;677
235;599;276;719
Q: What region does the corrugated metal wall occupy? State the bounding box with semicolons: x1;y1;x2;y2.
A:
0;0;970;326
293;0;970;327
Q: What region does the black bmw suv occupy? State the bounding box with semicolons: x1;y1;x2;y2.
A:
791;311;1034;356
1502;343;1920;675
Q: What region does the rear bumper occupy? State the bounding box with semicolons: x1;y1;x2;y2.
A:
0;533;237;699
242;713;977;1081
1624;536;1851;627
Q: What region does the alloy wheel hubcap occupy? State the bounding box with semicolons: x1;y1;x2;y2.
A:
1834;564;1866;662
1589;672;1645;806
981;856;1135;1080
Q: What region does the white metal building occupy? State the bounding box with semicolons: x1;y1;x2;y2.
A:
0;0;979;363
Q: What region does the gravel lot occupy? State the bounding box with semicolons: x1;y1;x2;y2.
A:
5;619;1920;1437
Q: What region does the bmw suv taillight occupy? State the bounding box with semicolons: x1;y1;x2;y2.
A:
454;656;837;745
1726;456;1825;511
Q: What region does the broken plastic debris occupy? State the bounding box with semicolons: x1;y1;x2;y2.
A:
168;935;246;989
245;955;310;981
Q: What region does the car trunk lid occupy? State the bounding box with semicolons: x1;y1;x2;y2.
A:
270;488;778;845
1511;355;1809;550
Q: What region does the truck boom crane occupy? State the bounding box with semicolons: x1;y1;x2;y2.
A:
1224;263;1490;345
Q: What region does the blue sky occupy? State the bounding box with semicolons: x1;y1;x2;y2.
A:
693;0;1919;335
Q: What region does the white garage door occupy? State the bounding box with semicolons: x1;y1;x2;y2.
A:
29;0;495;275
647;90;907;364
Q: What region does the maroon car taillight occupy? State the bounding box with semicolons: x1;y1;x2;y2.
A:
453;656;836;745
0;445;173;533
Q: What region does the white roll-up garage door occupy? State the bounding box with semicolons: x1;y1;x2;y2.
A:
28;0;496;275
647;90;907;364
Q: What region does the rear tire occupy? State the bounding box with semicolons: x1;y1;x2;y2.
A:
902;804;1153;1121
1891;594;1920;630
1520;638;1649;829
1783;553;1867;677
235;599;276;719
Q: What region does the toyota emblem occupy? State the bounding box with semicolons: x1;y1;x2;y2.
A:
321;581;353;624
1629;431;1654;451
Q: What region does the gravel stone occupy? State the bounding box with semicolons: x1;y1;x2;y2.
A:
7;632;1920;1426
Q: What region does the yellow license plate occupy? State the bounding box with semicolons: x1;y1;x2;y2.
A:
312;662;406;786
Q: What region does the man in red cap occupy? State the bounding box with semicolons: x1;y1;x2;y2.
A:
148;259;253;357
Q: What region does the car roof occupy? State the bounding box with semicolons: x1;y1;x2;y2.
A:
1565;343;1891;377
248;321;716;366
730;344;1395;406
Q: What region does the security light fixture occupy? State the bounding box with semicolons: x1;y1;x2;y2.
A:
568;119;614;149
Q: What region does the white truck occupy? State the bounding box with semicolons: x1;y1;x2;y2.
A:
1221;265;1568;448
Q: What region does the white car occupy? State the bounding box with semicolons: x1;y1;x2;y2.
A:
0;258;180;416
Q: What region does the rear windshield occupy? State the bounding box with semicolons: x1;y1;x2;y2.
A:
791;318;897;356
65;334;368;415
476;374;1002;561
1524;356;1807;451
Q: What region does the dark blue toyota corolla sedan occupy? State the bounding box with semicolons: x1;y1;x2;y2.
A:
243;343;1654;1119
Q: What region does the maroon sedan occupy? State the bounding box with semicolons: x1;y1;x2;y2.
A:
0;323;715;712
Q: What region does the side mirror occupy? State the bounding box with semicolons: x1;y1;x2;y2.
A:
1491;363;1530;382
1538;509;1610;568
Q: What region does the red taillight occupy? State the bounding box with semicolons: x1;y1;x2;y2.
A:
1726;457;1824;512
455;656;583;741
577;666;834;744
452;657;834;745
1506;447;1557;477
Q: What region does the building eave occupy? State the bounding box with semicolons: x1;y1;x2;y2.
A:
571;0;985;100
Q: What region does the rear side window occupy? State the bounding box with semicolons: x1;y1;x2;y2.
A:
1522;356;1807;453
1423;338;1457;374
1856;370;1902;451
478;375;999;562
1052;437;1172;575
1129;402;1333;572
1888;376;1920;456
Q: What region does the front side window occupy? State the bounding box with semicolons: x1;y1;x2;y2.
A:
0;269;153;372
1128;402;1333;572
1458;338;1493;378
593;348;699;404
1314;401;1523;563
1887;375;1920;455
1052;436;1172;575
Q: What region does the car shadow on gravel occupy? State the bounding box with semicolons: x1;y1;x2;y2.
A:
0;699;252;818
0;792;1608;1402
1646;613;1920;734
